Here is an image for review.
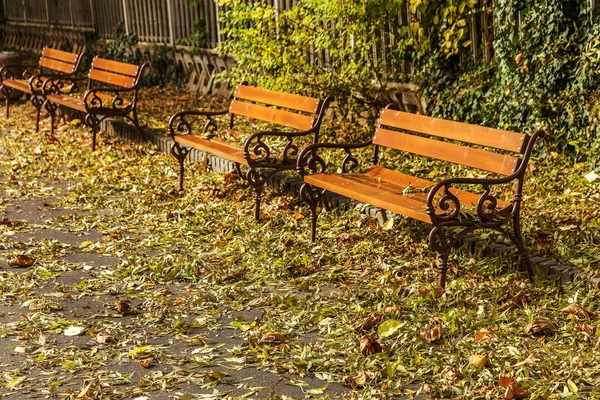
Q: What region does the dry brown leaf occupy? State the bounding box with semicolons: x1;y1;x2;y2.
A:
259;332;285;344
0;218;19;227
577;322;596;335
222;271;244;282
475;328;496;343
383;306;402;314
469;354;488;369
439;366;460;381
359;334;382;356
524;318;554;335
341;371;375;389
115;299;138;315
499;375;530;399
560;303;598;320
420;317;443;343
8;254;35;268
353;313;384;332
139;358;153;368
95;333;116;344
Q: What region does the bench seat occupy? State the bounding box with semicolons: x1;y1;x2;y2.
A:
305;166;509;224
173;135;248;166
3;79;33;94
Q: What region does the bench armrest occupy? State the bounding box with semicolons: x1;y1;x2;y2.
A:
296;140;374;175
426;129;546;224
41;75;87;95
167;109;229;139
0;64;39;82
83;86;137;113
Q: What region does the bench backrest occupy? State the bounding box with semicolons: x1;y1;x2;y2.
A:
88;57;143;89
39;47;81;74
230;84;324;132
374;108;530;176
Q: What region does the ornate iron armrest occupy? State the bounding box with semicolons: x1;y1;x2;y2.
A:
426;129;546;225
29;72;78;94
42;75;87;95
425;176;519;225
167;109;229;139
83;86;138;113
243;127;323;168
0;64;38;82
296;140;374;175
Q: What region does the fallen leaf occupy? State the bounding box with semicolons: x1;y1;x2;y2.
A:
567;379;578;393
63;326;85;336
439;366;460;381
70;118;82;126
560;303;597;320
259;332;285;344
8;254;35;268
382;218;394;230
577;322;596;335
341;371;375;388
585;171;599;182
469;354;488;369
377;319;403;338
499;375;530;399
95;333;116;344
139;358;153;368
524;318;554;335
420;317;443;343
353;313;384;332
33;145;42;155
359;334;382;356
115;299;138;315
475;328;496;343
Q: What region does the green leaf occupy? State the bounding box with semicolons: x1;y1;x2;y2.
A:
378;319;403;338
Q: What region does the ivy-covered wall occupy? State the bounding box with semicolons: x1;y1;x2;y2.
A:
216;0;600;164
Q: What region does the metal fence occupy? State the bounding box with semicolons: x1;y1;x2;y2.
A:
4;0;600;64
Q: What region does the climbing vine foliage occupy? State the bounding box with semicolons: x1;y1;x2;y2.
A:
217;0;600;163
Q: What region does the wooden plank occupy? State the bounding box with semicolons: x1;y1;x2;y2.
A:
40;57;76;73
363;166;508;208
304;173;432;224
174;135;248;165
89;69;136;88
234;85;320;114
92;57;139;77
373;128;519;176
229;100;315;131
46;93;86;112
42;47;78;64
378;109;528;153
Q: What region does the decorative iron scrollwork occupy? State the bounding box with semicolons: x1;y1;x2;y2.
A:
341;148;359;173
282;138;299;165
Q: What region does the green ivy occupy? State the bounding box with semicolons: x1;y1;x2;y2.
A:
99;24;185;87
215;0;600;164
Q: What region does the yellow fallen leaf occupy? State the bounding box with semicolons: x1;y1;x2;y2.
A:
567;379;578;393
469;354;487;369
382;218;394;231
5;376;24;389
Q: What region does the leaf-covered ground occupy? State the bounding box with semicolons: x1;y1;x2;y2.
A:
0;87;599;399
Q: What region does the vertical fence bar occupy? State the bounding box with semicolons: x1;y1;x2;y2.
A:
122;0;130;34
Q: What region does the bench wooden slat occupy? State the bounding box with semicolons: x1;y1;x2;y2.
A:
92;57;140;77
42;47;79;64
363;166;508;208
305;173;432;224
373;128;519;176
45;93;86;112
174;135;248;165
40;57;77;74
88;69;136;88
229;99;315;131
234;85;321;114
3;79;33;94
379;109;528;153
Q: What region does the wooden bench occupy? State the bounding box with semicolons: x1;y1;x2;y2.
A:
0;47;83;132
297;105;545;288
168;83;331;219
43;56;148;150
